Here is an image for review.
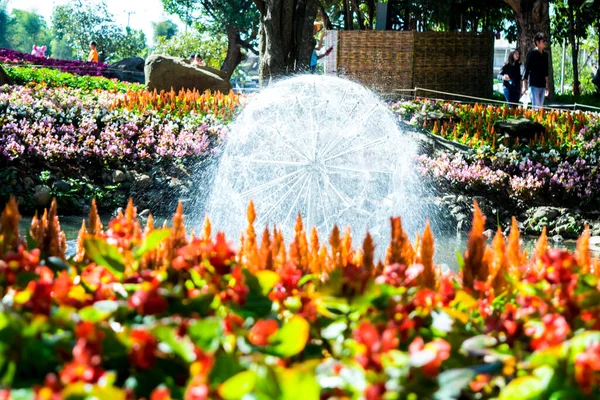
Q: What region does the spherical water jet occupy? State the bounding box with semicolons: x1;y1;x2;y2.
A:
196;75;432;247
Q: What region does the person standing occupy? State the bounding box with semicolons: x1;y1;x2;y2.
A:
522;33;549;110
88;41;99;63
498;49;522;106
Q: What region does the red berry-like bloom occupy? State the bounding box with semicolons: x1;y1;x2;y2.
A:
248;319;279;346
129;329;158;369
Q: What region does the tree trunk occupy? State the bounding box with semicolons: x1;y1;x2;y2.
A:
254;0;318;84
221;26;245;79
343;0;352;30
567;0;580;95
503;0;554;99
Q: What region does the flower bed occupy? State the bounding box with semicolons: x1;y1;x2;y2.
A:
5;66;144;92
0;85;238;214
0;48;108;77
392;100;600;210
0;197;599;399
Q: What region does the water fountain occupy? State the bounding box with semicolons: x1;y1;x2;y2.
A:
196;75;435;247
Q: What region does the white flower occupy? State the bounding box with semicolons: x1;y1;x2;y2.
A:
432;310;454;333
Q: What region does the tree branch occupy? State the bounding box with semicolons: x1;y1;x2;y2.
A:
253;0;266;14
502;0;520;13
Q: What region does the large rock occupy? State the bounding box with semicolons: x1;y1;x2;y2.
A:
145;54;232;94
494;118;545;142
107;57;145;84
0;65;12;86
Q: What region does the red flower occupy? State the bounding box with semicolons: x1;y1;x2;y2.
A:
129;282;168;315
575;342;600;394
409;337;451;378
525;313;571;351
129;329;158;369
209;233;236;274
150;386;172;400
219;266;249;305
540;249;577;284
365;383;386;400
354;322;380;353
248;319;279;346
223;314;245;334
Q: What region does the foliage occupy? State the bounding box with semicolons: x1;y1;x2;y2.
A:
3;8;52;55
161;0;259;76
51;0;147;63
0;47;108;76
0;196;599;399
152;30;227;70
152;20;178;42
391;99;600;208
0;85;230;166
5;66;143;92
390;99;593;151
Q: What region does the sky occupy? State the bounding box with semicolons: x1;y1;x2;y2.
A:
6;0;185;45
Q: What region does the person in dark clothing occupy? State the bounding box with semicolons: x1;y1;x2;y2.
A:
522;32;549;110
498;49;522;105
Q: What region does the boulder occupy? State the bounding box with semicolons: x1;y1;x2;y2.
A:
33;185;52;207
0;65;12;86
107;57;145;84
145;54;232;94
494;118;545;142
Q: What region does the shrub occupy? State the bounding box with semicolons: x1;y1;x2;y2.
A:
5;66;144;92
0;197;599;399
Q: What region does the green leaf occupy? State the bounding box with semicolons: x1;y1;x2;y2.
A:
234;270;272;318
209;354;244;386
45;256;70;272
187;318;222;352
567;331;600;365
435;368;477;400
133;229;171;259
255;270;280;296
267;316;310;358
78;301;119;322
84;237;125;279
152;326;195;363
251;364;282;399
15;272;39;288
499;376;544;400
218;370;257;400
278;362;320;400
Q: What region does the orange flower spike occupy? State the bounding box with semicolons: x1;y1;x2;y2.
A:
260;227;273;270
534;226;549;261
309;227;320;273
88;199;103;235
74;220;87;263
490;227;508;293
243;201;260;270
420;220;436;289
201;215;212;241
45;199;67;259
386;217;402;265
171;201;187;250
30;210;42;246
463;201;487;289
144;214;155;236
575;225;592;273
329;225;342;269
341;227;352;267
0;196;21;254
362;232;375;273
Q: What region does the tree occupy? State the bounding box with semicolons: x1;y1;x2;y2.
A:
161;0;259;78
502;0;554;97
153;20;178;42
6;9;51;54
153;29;228;69
252;0;319;82
0;1;12;48
51;0;147;63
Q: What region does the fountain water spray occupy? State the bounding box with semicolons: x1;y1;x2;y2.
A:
197;75;431;247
